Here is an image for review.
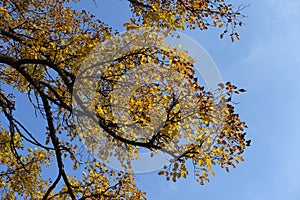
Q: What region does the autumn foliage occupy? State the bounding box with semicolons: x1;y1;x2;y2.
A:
0;0;250;199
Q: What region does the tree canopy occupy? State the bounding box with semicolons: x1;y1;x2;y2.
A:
0;0;250;199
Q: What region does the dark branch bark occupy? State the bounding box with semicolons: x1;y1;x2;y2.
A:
42;172;62;200
127;0;155;11
40;96;76;200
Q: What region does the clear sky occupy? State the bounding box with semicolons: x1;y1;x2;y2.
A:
77;0;300;200
70;0;300;199
4;0;300;199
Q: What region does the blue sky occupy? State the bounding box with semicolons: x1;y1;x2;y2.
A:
69;0;300;199
55;0;300;200
71;0;300;200
3;0;300;199
75;1;300;199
